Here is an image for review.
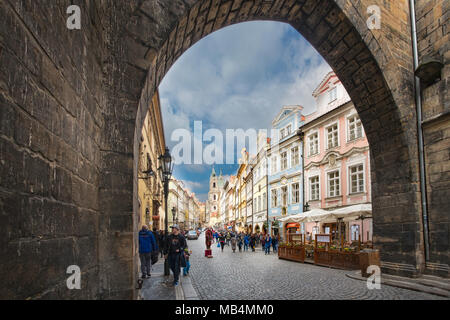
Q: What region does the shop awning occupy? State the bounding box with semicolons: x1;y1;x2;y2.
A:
286;223;300;229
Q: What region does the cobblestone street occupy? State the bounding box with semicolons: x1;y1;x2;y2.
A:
184;234;444;300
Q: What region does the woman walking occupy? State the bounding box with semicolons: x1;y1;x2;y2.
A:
231;235;237;253
218;233;226;252
237;233;243;252
264;234;272;255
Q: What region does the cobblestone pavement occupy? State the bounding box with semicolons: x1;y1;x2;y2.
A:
185;234;445;300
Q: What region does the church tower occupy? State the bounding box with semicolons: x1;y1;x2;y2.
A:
207;167;220;226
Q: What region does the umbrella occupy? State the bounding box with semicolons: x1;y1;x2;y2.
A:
329;204;372;221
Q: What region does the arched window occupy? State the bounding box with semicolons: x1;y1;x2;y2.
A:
213;182;216;188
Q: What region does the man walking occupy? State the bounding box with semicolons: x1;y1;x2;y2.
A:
139;225;158;279
164;224;187;286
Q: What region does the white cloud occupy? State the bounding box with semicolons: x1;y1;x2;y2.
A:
160;21;331;143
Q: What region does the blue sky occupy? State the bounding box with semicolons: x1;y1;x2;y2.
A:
159;21;331;202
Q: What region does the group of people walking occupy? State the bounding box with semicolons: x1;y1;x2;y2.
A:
138;224;191;286
212;230;279;255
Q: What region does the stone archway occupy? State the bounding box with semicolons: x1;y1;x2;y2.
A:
126;0;422;287
3;0;446;300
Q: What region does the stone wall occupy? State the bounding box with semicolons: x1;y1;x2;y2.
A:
0;0;448;300
0;0;107;299
416;0;449;277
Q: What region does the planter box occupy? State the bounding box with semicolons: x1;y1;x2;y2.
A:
278;246;305;263
314;249;360;270
359;249;380;277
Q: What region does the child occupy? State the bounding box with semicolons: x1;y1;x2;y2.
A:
183;248;192;276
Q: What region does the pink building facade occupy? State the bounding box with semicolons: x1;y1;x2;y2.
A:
301;72;372;242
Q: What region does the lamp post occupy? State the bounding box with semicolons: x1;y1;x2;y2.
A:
159;147;173;277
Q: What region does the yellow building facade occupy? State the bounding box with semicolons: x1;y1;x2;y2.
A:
137;90;166;231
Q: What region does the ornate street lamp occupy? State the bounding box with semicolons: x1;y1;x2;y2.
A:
158;147;173;276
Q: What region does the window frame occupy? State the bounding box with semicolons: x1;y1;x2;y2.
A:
308;131;319;156
348;163;365;195
347;114;363;142
327;169;341;198
291;146;300;167
271;188;278;208
329;86;337;103
280;151;288;171
309;175;320;201
291;182;300;204
326;121;339;150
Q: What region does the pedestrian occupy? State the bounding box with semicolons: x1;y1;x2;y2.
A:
272;234;278;253
226;232;231;246
164;224;187;286
231;235;237;253
138;225;158;279
264;234;272;255
244;234;249;251
250;234;256;252
261;234;266;250
238;234;243;252
159;230;165;258
218;233;226;252
183;248;192;276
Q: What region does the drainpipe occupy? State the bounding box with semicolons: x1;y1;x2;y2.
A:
409;0;430;261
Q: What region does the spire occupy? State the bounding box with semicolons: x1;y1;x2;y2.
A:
211;166;216;177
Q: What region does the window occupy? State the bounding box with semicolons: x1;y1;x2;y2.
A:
281;186;288;206
263;193;267;210
291;183;300;204
351;225;360;241
329;87;337;102
280;128;286;139
349;164;364;194
348;115;363;141
258;196;262;212
328;171;340;197
310;176;320;201
286;125;292;136
213;182;216;188
309;133;319;156
271;156;277;174
271;189;278;208
327;124;339;149
312;226;319;237
281;151;288;170
291;146;299;166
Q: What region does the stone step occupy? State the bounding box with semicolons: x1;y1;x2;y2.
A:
346;271;450;298
415;276;450;291
382;273;450;292
382;278;450;298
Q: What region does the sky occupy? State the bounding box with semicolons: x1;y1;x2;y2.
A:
159;21;331;202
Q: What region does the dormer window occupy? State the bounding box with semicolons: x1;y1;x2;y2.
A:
280;128;286;139
329;87;337;103
286;125;292;136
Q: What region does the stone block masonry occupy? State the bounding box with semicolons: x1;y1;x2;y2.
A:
0;0;448;299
